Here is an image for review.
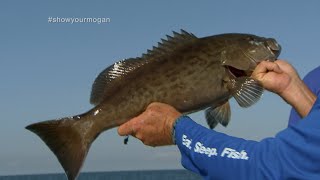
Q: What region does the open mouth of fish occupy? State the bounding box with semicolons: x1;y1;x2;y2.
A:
227;66;252;78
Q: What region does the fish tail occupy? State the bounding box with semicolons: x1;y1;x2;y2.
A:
26;115;99;180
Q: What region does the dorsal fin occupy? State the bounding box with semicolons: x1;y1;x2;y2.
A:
90;57;147;105
90;29;197;105
142;29;197;59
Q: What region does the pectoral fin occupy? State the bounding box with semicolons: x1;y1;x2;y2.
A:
205;101;231;129
227;77;263;108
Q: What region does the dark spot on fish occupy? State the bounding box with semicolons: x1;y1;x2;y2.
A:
186;69;195;75
190;61;198;66
162;91;168;97
169;76;177;82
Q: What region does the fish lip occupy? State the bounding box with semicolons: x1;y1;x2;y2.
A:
265;38;281;59
267;46;281;59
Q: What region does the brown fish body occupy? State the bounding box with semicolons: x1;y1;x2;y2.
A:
26;30;281;180
91;36;229;130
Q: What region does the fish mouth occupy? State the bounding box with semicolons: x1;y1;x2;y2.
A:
227;66;252;78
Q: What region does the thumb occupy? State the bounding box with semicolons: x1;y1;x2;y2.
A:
118;119;136;136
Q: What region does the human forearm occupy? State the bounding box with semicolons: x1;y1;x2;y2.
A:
175;116;277;179
280;77;316;118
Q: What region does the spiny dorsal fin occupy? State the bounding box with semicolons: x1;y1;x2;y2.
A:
142;29;197;59
90;57;146;105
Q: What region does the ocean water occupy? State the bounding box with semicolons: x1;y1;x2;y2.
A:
0;170;201;180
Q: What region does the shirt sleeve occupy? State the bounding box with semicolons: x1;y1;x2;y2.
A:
288;66;320;125
175;97;320;180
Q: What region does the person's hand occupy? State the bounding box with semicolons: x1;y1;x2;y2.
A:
118;102;181;147
252;60;316;117
251;60;298;95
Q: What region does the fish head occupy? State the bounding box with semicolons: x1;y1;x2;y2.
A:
220;34;281;78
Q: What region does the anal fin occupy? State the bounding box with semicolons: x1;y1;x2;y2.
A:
205;101;231;129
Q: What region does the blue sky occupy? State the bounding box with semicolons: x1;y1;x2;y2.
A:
1;0;320;176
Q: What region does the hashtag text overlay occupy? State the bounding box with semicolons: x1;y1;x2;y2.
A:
48;17;111;24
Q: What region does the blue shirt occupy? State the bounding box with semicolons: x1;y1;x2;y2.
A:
288;66;320;125
175;96;320;180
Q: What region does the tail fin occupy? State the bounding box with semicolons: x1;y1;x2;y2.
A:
26;116;98;180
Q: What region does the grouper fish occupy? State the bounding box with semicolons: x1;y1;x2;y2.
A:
26;30;281;180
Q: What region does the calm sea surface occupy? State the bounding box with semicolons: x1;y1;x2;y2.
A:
0;170;201;180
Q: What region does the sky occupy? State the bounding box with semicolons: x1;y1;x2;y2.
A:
1;0;320;176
